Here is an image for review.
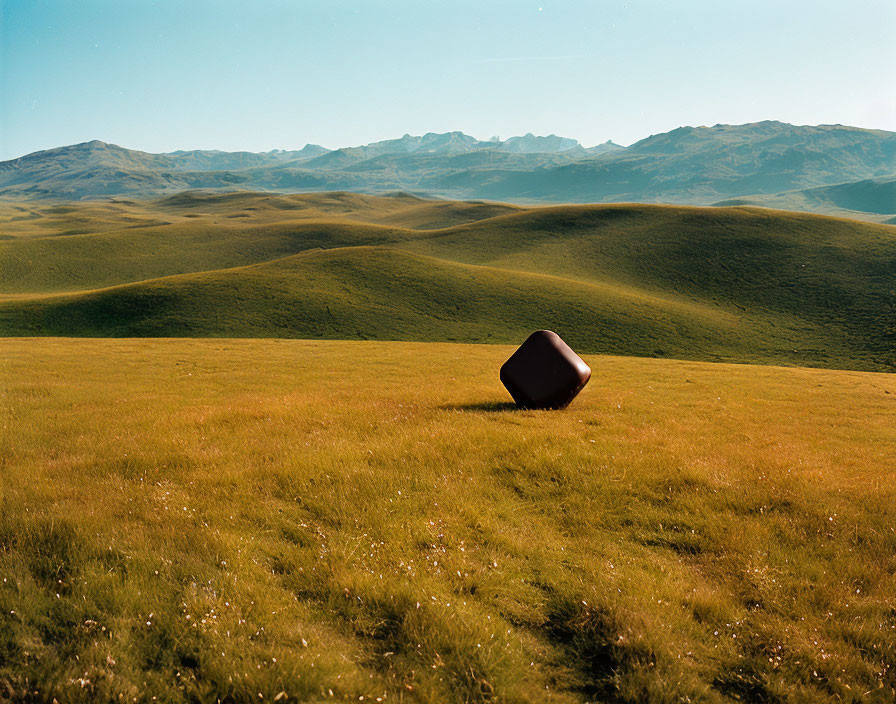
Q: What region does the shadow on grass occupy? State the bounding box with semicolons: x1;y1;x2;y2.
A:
443;401;520;413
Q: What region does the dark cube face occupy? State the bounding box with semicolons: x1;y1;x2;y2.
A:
500;330;591;409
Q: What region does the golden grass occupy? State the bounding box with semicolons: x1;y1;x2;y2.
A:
1;338;895;703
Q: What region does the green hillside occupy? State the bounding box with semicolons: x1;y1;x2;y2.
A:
400;205;896;369
0;221;403;293
1;194;894;371
0;191;520;240
0;245;824;364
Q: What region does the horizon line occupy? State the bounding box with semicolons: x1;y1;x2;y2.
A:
3;119;893;161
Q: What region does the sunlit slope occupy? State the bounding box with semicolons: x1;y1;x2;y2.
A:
154;190;521;231
399;205;896;369
1;198;893;370
0;191;519;240
0;192;519;292
0;246;877;370
0;221;407;293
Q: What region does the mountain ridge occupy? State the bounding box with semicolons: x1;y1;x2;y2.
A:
1;122;894;221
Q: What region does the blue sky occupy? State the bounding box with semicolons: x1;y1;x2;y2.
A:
1;0;894;159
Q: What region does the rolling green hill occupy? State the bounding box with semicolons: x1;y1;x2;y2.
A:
0;190;520;240
1;193;893;371
0;246;819;364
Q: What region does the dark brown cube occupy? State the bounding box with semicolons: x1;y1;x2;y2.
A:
500;330;591;409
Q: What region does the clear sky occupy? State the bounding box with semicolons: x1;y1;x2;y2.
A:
1;0;894;159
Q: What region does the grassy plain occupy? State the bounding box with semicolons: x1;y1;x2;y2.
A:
1;193;894;372
2;338;894;703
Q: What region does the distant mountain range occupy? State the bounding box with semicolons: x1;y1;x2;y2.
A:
1;122;894;221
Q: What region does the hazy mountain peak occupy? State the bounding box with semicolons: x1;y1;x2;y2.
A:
2;122;894;214
11;140;160;167
585;140;625;156
292;144;330;158
71;140;130;154
498;133;580;153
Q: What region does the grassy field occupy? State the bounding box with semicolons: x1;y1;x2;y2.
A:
1;193;894;372
2;338;894;703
